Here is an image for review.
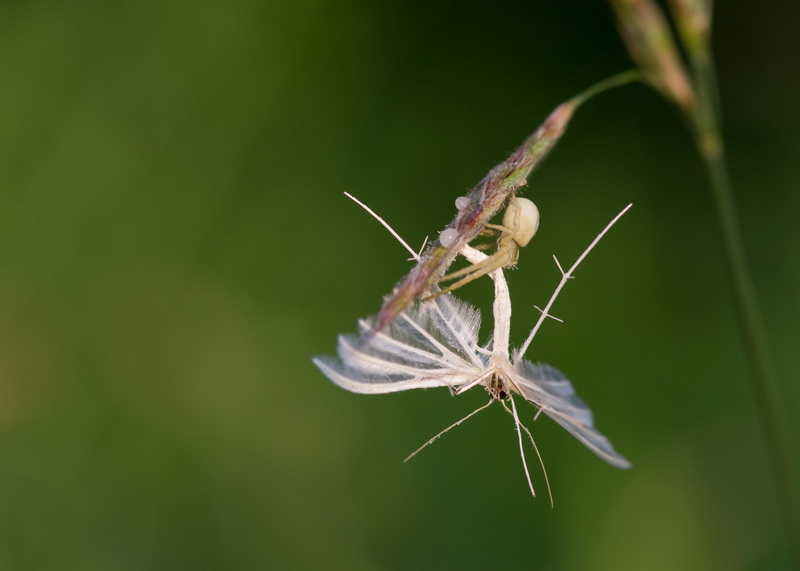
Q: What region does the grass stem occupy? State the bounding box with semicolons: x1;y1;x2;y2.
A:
571;69;645;107
689;44;800;567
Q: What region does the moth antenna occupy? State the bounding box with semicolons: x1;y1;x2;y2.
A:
404;399;494;463
344;192;420;261
509;398;553;508
506;395;537;499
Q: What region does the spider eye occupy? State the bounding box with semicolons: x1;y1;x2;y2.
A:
503;197;540;247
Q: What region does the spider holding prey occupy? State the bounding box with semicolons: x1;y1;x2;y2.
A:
425;196;540;300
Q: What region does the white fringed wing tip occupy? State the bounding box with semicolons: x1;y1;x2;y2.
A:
313;293;486;395
514;360;632;469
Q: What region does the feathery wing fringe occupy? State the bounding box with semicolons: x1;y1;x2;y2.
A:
514;360;632;468
313;293;485;395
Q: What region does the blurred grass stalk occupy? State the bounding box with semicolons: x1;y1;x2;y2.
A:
610;0;800;562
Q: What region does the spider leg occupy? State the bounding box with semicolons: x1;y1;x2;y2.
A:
485;223;514;234
440;247;511;282
474;226;507;249
423;244;518;301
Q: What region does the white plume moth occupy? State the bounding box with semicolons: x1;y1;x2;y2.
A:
314;194;632;503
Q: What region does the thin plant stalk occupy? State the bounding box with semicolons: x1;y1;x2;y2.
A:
611;0;799;557
368;70;644;343
686;42;800;563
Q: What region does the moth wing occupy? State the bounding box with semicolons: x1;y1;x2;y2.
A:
313;294;485;395
514;359;631;469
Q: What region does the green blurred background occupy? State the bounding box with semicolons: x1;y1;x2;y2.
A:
1;1;798;569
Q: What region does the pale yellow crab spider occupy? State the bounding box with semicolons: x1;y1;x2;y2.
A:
425;197;540;300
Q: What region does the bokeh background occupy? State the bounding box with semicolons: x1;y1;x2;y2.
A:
1;1;798;569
